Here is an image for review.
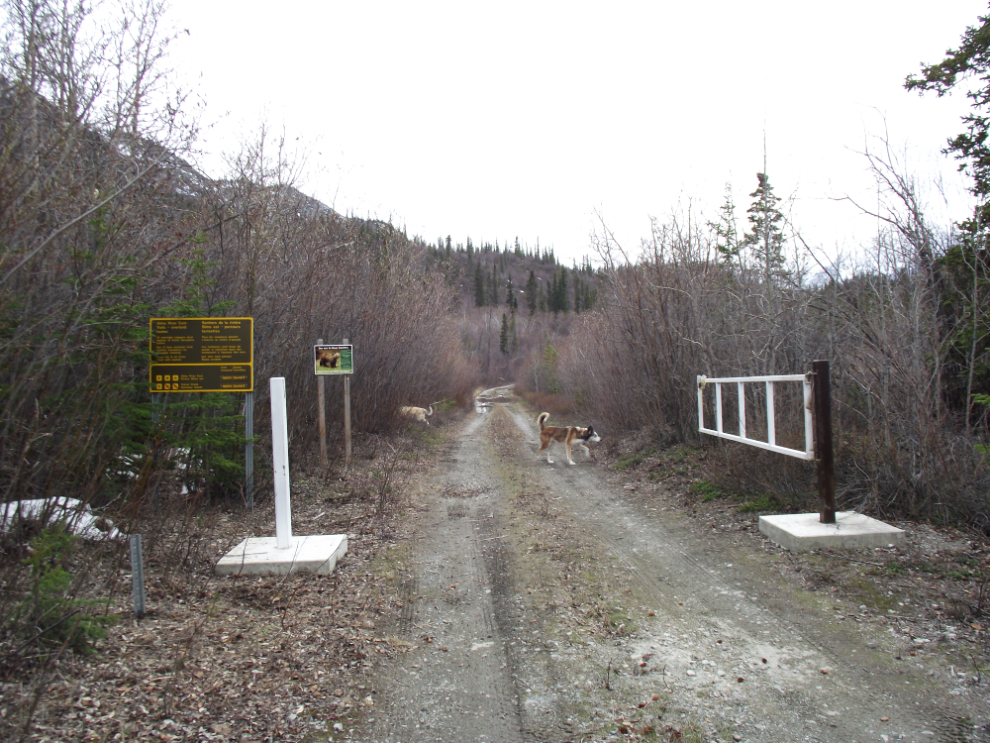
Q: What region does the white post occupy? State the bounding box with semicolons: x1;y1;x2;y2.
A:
271;377;293;549
715;383;723;434
737;381;746;438
804;375;815;459
766;380;776;448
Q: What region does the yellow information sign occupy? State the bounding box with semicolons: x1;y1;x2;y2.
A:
149;318;253;392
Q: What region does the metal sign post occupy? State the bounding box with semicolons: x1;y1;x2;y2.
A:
129;535;146;617
245;391;254;509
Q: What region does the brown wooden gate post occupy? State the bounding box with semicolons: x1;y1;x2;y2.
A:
812;360;836;524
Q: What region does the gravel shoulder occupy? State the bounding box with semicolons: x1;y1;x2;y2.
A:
351;390;990;743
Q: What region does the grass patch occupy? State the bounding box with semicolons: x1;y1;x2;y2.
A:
660;445;700;464
949;568;978;580
689;480;723;502
846;577;898;612
737;494;775;513
407;426;445;447
615;449;654;471
882;560;906;577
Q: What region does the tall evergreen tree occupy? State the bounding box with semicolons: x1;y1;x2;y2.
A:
499;312;509;355
907;12;990;218
709;183;741;264
743;172;786;284
505;276;518;310
525;270;539;315
551;268;568;313
907;11;990;424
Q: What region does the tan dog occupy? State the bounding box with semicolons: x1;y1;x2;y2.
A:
537;412;600;465
400;405;433;424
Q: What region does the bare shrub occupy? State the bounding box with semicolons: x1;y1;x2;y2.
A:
580;156;990;527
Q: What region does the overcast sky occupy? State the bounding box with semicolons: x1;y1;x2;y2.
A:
168;1;986;266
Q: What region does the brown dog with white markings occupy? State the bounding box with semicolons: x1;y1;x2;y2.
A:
537;412;600;465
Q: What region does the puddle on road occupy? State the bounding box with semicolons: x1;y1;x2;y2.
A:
475;384;516;414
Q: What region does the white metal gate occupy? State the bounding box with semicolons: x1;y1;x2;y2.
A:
697;373;814;460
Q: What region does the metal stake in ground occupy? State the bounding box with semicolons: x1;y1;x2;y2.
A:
245;390;254;509
129;534;146;617
812;360;836;524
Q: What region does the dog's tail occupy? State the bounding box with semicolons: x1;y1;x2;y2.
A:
426;405;433;417
538;412;550;429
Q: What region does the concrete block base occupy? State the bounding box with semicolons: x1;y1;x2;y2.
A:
216;534;348;576
759;511;904;551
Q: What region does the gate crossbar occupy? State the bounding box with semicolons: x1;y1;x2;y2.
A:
697;374;814;461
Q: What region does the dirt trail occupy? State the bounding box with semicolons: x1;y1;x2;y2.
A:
351;391;988;743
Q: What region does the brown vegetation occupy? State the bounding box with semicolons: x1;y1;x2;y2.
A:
0;0;479;726
544;162;990;532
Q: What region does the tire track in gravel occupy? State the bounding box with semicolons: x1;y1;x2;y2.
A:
359;407;526;743
353;395;987;743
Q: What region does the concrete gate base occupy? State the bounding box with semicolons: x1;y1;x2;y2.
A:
759;511;904;551
216;534;348;576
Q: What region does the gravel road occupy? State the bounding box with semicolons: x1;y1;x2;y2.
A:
350;389;989;743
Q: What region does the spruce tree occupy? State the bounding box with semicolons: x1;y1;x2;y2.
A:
743;172;786;284
499;313;509;354
907;12;990;218
709;183;741;264
551;268;568;313
505;276;518;310
585;283;596;311
526;270;539;315
907;11;990;423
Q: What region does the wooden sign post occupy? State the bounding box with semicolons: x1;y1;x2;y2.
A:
313;339;354;468
317;338;328;469
343;338;352;467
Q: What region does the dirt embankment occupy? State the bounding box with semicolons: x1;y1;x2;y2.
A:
352;392;990;743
